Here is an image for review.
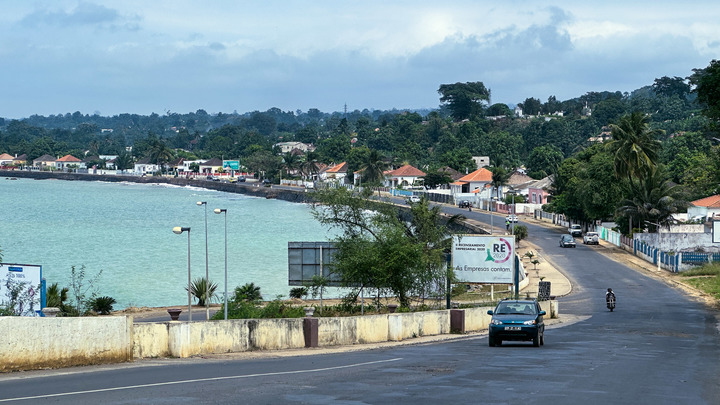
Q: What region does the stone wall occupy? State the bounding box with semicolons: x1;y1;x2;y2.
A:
0;316;133;372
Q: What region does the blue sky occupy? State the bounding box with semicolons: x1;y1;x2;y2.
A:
2;1;719;119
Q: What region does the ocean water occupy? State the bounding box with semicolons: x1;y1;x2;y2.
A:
0;177;335;309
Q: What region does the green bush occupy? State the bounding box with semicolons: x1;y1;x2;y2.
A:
214;298;305;320
90;296;117;315
186;277;218;306
289;287;308;299
233;282;263;303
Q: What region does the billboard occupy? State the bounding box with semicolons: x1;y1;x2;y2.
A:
223;160;240;171
288;242;342;286
0;263;43;316
452;235;515;284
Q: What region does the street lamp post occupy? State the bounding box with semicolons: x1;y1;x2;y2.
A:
197;201;209;320
172;226;192;322
489;197;497;235
507;189;516;236
214;208;228;320
645;220;662;271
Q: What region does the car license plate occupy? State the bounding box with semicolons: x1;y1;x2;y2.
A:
505;326;521;331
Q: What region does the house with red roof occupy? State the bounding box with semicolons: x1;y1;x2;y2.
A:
320;162;349;184
56;154;85;171
0;153;14;166
687;195;720;222
383;164;425;188
450;168;493;194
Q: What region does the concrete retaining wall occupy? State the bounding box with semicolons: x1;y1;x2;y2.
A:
0;316;133;372
4;301;560;370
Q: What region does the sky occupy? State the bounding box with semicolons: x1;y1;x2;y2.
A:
2;1;720;119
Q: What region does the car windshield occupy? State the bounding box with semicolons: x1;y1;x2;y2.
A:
495;303;536;315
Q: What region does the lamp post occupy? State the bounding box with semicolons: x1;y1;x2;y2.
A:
645;220;663;271
197;201;209;320
214;208;228;320
507;189;516;236
489;196;497;235
172;226;192;322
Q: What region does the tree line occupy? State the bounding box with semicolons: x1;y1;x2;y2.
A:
1;61;719;230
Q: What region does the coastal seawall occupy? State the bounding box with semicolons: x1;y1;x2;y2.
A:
0;170;312;203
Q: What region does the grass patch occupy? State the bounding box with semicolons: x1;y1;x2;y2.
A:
683;277;720;300
679;263;720;277
678;263;720;300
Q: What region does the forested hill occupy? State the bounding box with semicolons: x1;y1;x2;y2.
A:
0;73;715;202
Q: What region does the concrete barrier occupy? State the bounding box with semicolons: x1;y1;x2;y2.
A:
0;316;133;372
4;302;557;371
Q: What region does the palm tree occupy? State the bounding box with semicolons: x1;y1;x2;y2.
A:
360;149;387;185
233;282;263;302
45;282;69;309
114;151;134;173
605;112;663;183
282;152;300;177
299;152;320;181
149;139;174;174
615;168;690;233
490;166;510;209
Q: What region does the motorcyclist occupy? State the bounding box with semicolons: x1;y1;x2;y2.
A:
606;288;616;310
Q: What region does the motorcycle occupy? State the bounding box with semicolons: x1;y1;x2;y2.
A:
606;294;616;312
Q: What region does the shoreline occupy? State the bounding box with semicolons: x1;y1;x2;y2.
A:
0;169;311;204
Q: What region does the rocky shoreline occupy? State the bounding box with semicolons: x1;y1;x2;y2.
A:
0;169;312;203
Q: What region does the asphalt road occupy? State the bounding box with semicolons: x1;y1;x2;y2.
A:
1;203;719;404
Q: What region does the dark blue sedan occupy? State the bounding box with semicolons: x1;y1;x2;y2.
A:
488;299;546;347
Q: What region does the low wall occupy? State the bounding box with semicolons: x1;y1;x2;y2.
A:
0;316;133;372
3;301;558;370
133;318;305;358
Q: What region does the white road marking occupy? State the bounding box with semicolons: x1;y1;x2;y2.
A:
0;358;402;403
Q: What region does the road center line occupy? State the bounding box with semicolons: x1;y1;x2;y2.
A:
0;358;403;403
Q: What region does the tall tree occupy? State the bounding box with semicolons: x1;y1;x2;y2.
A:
281;152;300;177
311;187;461;307
615;167;690;233
359;148;387;186
490;166;510;202
605;112;662;183
148;139;174;173
689;59;720;128
438;82;490;121
526;145;564;179
653;76;690;99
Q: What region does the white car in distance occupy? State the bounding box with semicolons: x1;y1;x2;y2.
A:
583;232;600;245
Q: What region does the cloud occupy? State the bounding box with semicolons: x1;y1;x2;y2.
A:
2;1;720;118
19;1;139;31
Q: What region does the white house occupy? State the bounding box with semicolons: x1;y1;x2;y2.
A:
687;195;720;221
56;154;85;171
383;164;425;188
274;142;315;154
133;157;159;175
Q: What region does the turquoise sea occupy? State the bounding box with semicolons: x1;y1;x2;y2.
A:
0;177;335;309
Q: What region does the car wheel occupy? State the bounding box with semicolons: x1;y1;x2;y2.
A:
488;337;495;347
540;331;545;346
533;334;540;347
